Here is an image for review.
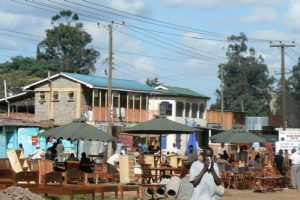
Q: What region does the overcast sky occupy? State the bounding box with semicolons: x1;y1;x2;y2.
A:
1;0;300;105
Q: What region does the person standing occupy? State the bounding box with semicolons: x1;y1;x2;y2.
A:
190;147;221;200
56;139;65;162
290;148;300;190
171;142;178;155
187;145;198;167
274;149;286;188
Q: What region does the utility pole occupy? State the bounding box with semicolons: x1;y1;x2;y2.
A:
220;64;224;129
107;24;113;137
270;42;295;130
3;80;10;117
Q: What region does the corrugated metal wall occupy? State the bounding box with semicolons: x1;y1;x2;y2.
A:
246;117;268;131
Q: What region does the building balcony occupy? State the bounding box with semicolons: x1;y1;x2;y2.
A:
0;112;35;120
84;106;160;123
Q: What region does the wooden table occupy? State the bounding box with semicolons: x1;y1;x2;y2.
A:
150;167;177;180
118;184;140;200
25;185;95;200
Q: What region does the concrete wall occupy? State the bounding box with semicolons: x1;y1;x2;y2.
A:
34;76;82;125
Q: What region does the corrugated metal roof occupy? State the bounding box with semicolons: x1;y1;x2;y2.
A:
62;73;159;93
157;86;210;99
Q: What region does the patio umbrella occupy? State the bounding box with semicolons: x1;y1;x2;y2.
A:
121;116;197;161
122;116;198;134
210;129;266;143
38;121;118;157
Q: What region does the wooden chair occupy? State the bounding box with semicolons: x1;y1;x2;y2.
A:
0;169;15;187
65;161;80;171
0;158;12;170
15;171;39;186
65;169;85;184
44;171;63;185
140;163;156;184
38;159;54;184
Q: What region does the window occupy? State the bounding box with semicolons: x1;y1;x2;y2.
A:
134;94;140;109
68;91;75;102
176;102;184;117
39;92;45;102
52;91;59;101
141;94;147;109
185;103;190;117
93;90;99;106
128;93;134;109
191;103;198;118
100;90;106;107
199;103;205;118
113;91;120;107
160;101;172;116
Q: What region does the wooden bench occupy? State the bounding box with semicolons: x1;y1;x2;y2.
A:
26;185;95;200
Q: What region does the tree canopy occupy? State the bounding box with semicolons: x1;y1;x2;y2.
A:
211;33;273;116
0;10;100;98
145;78;161;87
37;10;99;75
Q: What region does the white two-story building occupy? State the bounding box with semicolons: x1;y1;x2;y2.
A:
149;85;210;153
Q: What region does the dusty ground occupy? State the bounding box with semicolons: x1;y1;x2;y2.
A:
217;188;300;200
40;188;300;199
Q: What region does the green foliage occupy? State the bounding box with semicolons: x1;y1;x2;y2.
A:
0;69;41;98
145;78;161;87
38;10;99;75
211;33;273;116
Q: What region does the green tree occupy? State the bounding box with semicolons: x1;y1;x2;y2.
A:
285;59;300;127
37;10;99;74
211;33;273;115
145;78;161;87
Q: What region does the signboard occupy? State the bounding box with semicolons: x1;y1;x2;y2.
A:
276;130;300;153
32;136;38;146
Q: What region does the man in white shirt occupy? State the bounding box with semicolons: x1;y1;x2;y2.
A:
290;148;300;190
171;143;178;155
190;147;221;200
31;145;45;159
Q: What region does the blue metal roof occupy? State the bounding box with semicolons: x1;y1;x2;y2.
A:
62;72;158;93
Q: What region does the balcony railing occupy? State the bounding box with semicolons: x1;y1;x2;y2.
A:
0;112;34;120
85;106;160;123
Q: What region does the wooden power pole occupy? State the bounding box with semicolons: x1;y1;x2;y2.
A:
105;24;114;160
270;42;295;130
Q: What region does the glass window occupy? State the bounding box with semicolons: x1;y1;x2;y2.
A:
39;92;45;102
176;102;184;117
192;103;198;118
120;92;127;108
141;94;147;110
199;104;205;118
52;91;59;101
160;101;172;116
134;94;140;109
100;90;106;107
93;90;99;106
68;91;75;102
128;93;134;109
185;103;190;117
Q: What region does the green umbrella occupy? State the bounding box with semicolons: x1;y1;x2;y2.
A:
122;116;197;162
122;116;198;134
38;121;118;142
210;129;266;143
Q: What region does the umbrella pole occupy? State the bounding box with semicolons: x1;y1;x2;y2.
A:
76;140;79;158
160;134;162;164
